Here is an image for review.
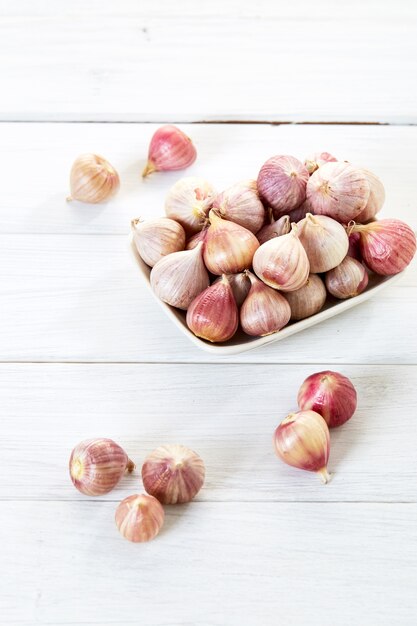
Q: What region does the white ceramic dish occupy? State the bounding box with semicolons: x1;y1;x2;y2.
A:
129;237;404;355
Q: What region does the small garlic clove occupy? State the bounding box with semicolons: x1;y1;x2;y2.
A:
131;217;186;267
354;169;385;223
304;151;337;175
213;272;251;307
256;215;291;245
252;223;310;292
150;242;209;310
142;444;205;504
115;494;164;542
68;153;120;204
240;271;291;336
203;210;259;275
186;275;239;342
257;155;309;216
142;125;197;176
69;438;134;496
297;370;357;428
325;256;369;299
212;180;266;233
165;177;216;234
283;274;327;321
273;410;331;483
297;213;349;273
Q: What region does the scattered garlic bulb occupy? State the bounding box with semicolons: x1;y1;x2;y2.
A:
69;438;134;496
306;162;370;222
350;219;416;275
240;271;291;336
185;227;208;250
142;444;205;504
165;177;216;233
150;242;209;310
131;217;186;267
256;214;291;245
347;231;362;260
115;494;164;542
213;272;251;307
304;151;337;175
257;155;309;216
297;213;349;273
325;256;369;299
354;169;385;222
212;180;265;233
186;275;239;342
273;410;331;483
297;370;357;428
142;125;197;177
252;224;310;292
68;154;120;204
203;210;259;275
283;274;327;321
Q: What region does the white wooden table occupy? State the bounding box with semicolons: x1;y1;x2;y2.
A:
1;2;417;625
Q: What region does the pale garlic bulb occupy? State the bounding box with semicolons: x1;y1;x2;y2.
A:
165;177;216;233
297;213;349;273
355;168;385;223
240;271;291;336
325;256;369;299
304;151;337;175
204;210;259;275
284;274;327;321
212;180;265;233
115;494;164;542
68;153;120;204
131;217;186;267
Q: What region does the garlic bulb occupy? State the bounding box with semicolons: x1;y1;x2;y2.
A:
257;155;309;216
69;438;134;496
355;169;385;222
150;242;209;310
185;227;208;250
347;231;362;260
68;153;120;204
131;217;185;267
325;256;369;299
306;162;370;222
304;151;337;175
252;224;310;292
186;275;239;342
212;180;265;233
142;125;196;176
203;210;259;275
240;271;291;336
273;410;331;483
256;215;291;245
287;199;311;224
142;444;205;504
297;370;357;428
115;494;164;542
213;272;251;307
297;213;349;273
284;274;327;321
165;177;216;233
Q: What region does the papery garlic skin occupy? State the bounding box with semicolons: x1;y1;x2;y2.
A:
69;438;134;496
257;155;309;216
212;180;265;233
186;275;239;342
165;177;216;234
284;274;327;321
131;218;186;267
252;225;310;292
256;215;291;245
240;271;291;336
304;151;337;175
68;154;120;204
298;213;349;273
203;210;259;275
351;219;416;276
273;410;331;483
325;256;369;299
297;370;357;428
213;272;251;307
306;162;370;222
142;444;205;504
354;169;385;223
143;125;197;176
186;228;208;250
150;242;209;310
115;494;164;542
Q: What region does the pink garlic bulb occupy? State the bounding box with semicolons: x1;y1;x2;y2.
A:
256;215;291;245
186;275;239;343
347;231;362;260
240;271;291;336
354;169;385;223
213;272;251;307
325;256;369;299
297;370;357;428
304;151;337;175
142;125;197;176
257;155;309;216
115;494;164;542
212;180;265;233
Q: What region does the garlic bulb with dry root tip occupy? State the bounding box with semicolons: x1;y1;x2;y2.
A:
69;438;134;496
257;155;309;216
203;210;259;275
213;272;251;307
142;125;197;177
165;177;216;233
150;242;209;310
273;410;331;483
131;218;186;267
186;275;239;342
240;271;291;336
304;151;337;175
298;213;349;273
142;444;205;504
115;494;164;542
350;219;416;276
68;154;120;203
355;169;385;223
283;274;327;321
212;180;265;233
253;224;310;292
306;162;370;222
298;370;357;428
256;214;291;245
325;256;369;299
